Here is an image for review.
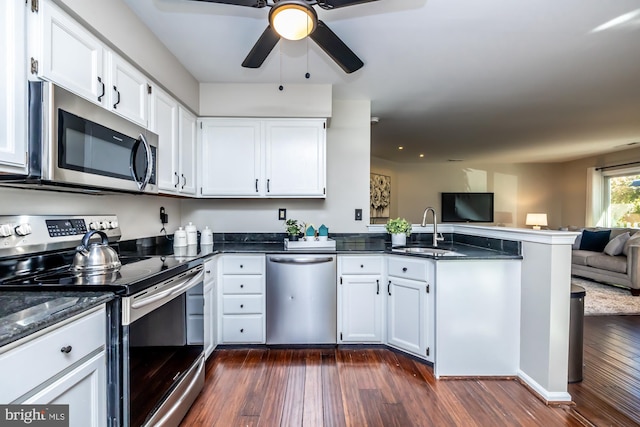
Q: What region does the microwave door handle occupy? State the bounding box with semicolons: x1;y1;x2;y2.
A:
130;134;153;191
139;133;153;191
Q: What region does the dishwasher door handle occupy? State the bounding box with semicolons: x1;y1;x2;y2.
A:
269;257;334;265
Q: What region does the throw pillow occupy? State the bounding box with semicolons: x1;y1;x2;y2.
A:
572;230;583;250
623;232;640;256
579;229;611;252
604;232;630;256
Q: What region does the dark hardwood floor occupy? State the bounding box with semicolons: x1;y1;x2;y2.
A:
181;315;640;427
569;315;640;427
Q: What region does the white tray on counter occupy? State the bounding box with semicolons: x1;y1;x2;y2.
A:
284;238;336;251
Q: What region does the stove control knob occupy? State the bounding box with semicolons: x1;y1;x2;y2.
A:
89;222;98;230
108;221;119;229
0;224;14;237
99;222;108;230
15;223;32;236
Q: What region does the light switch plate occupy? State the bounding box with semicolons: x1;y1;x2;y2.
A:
355;209;362;221
279;208;287;220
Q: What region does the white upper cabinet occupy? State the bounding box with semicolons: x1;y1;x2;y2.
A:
108;52;149;127
34;0;149;126
151;89;196;196
38;0;105;104
150;86;179;193
198;118;326;198
0;0;28;174
264;120;326;197
178;106;197;195
200;118;262;197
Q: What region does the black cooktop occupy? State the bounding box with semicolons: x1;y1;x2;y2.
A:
0;254;203;296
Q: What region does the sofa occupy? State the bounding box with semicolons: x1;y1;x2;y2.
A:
571;227;640;296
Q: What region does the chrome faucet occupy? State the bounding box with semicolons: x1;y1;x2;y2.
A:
421;207;444;247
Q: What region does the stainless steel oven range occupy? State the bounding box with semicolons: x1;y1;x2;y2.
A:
0;215;205;427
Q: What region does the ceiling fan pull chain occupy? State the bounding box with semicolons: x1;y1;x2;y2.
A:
279;43;284;91
305;31;311;79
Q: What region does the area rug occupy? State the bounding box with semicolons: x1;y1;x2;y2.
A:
572;277;640;316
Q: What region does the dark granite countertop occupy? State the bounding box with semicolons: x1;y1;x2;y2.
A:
122;233;520;260
0;292;114;348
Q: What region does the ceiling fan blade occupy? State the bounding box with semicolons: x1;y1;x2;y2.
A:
187;0;267;7
309;20;363;73
316;0;378;9
242;25;280;68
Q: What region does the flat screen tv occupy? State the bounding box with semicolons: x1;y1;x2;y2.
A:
441;192;494;223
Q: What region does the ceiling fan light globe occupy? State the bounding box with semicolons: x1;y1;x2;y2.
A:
270;2;317;41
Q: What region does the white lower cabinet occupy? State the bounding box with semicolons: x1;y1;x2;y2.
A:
23;352;106;427
386;256;434;362
218;255;265;344
203;256;217;358
0;306;107;427
338;256;384;343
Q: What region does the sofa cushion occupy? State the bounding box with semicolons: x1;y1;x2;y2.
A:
586;254;627;274
572;250;597;266
623;232;640;256
604;232;630;256
579;229;611;252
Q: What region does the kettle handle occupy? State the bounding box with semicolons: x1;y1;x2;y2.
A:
82;230;109;248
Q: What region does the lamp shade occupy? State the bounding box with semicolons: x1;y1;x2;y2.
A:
525;213;548;230
269;1;317;41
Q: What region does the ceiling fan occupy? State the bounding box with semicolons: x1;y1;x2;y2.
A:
188;0;378;73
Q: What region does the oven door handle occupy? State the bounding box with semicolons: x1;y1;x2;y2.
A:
130;270;203;309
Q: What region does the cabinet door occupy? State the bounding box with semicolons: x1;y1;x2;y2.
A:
109;53;148;127
178;106;197;195
23;352;107;427
204;283;215;358
340;275;383;343
0;0;27;174
40;1;105;104
264;119;326;197
387;277;426;357
149;87;179;193
199;119;262;197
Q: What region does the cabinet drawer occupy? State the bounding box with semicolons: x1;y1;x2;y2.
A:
222;276;263;294
223;295;263;314
388;257;429;282
222;256;264;275
341;256;383;275
0;306;105;403
222;315;264;343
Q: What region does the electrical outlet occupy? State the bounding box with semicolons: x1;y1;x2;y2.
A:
355;209;362;221
278;208;287;220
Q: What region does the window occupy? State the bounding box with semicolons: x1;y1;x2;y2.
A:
603;169;640;228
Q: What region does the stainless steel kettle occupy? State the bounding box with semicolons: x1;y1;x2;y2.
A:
71;230;121;272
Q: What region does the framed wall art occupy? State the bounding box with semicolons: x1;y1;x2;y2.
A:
370;173;391;220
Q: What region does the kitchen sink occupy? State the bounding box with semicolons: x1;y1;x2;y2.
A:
391;247;466;256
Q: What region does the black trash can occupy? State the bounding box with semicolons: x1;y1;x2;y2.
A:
568;284;586;383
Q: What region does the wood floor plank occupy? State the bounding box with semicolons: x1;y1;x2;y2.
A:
182;316;640;427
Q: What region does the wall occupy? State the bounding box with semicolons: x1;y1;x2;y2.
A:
54;0;199;111
180;99;371;233
0;187;181;241
371;160;563;228
200;84;332;118
559;146;640;228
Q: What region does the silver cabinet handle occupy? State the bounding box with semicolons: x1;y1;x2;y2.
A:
269;257;334;265
174;172;179;188
113;86;120;109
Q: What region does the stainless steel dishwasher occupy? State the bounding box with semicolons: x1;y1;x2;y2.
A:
266;254;337;344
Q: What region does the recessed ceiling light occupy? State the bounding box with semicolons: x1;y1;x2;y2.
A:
398;146;404;150
419;154;424;158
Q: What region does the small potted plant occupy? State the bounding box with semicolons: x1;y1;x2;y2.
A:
385;217;412;247
285;219;304;241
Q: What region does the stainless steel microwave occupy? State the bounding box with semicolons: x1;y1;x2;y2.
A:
0;81;158;194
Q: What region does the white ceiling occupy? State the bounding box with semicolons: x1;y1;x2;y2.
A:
123;0;640;163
